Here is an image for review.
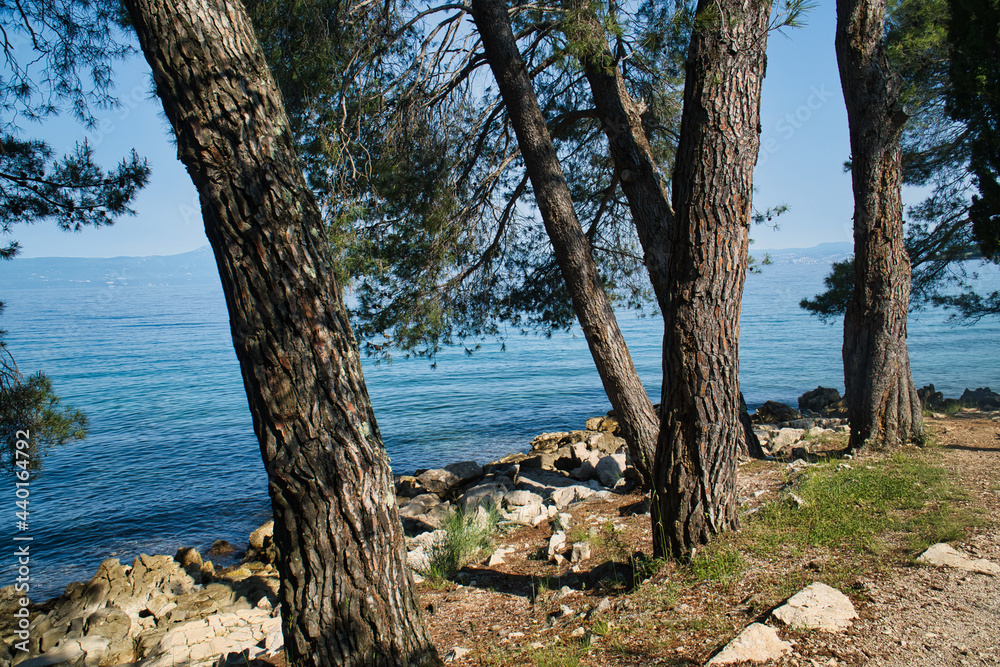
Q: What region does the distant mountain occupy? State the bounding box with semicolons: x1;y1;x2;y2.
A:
750;242;852;264
0;246;219;286
0;241;854;287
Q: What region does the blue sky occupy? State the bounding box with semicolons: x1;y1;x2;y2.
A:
12;4;880;259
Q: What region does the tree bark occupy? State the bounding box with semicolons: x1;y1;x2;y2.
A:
565;2;765;462
836;0;924;451
122;1;438;665
470;0;659;483
652;0;771;560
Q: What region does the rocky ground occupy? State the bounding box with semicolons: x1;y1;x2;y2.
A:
4;394;999;667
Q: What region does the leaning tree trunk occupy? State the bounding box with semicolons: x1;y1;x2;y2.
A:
563;0;673;307
836;0;923;451
470;0;659;483
123;1;438;665
566;0;765;462
652;0;771;560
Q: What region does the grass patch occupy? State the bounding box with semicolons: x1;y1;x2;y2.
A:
689;545;746;583
425;505;499;582
533;637;591;667
743;449;972;559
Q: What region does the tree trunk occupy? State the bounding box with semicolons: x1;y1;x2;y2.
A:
470;0;659;483
565;2;765;462
122;1;438;665
652;0;770;560
564;0;673;307
836;0;924;451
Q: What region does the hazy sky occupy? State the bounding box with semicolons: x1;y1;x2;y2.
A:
11;4;888;259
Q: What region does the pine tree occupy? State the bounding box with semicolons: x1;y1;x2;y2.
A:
123;0;439;662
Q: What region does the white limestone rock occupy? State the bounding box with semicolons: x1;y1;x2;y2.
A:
707;623;792;665
771;582;857;632
548;531;567;559
917;543;1000;575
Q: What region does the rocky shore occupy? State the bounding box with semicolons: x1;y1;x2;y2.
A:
4;385;997;667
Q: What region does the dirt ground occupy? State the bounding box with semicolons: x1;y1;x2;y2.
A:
845;414;1000;667
417;412;1000;666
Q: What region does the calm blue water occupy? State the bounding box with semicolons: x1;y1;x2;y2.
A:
1;250;997;600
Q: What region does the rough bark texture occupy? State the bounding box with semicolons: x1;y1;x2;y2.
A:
122;1;438;665
836;0;923;451
471;0;659;482
652;0;770;559
566;3;765;463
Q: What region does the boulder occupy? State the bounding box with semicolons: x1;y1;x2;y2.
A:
515;468;579;497
394;476;427;498
548;531;567;560
84;606;133;642
522;446;575;471
752;427;772;446
138;609;281;667
769;428;805;454
503;490;544;507
407;547;431;572
530;430;591;453
529;431;569;453
398;494;450;532
916;543;1000;575
208;540;234;557
959;387;1000;409
416;461;483;496
503;501;546;526
798;386;845;415
248;520;274;551
707;623;792;665
568;459;598;482
550;485;596;510
175;547;203;570
588;431;625;455
771;582;857;632
754;401;801;424
594;453;627;487
458;480;510;512
568;441;591;463
584;416;619;433
918;384;945;409
17;636;109;667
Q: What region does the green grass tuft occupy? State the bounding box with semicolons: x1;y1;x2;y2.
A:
424;505;500;582
689;545;746;583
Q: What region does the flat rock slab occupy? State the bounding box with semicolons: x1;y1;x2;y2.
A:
772;581;857;632
917;543;1000;575
707;623;792;665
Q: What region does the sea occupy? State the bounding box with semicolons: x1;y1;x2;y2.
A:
1;242;998;600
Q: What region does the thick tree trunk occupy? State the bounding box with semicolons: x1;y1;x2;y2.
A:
836;0;923;451
566;2;765;462
122;1;438;665
652;0;770;560
470;0;659;483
